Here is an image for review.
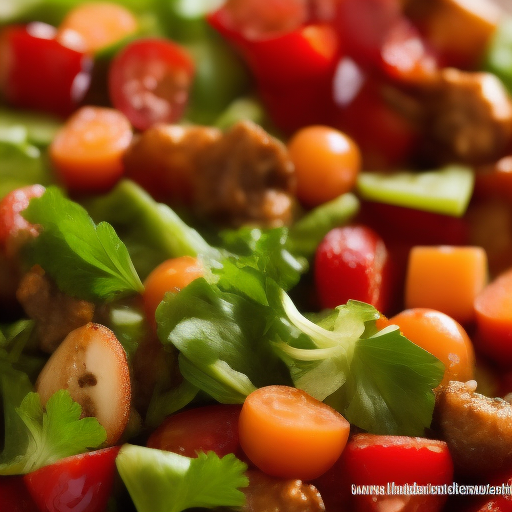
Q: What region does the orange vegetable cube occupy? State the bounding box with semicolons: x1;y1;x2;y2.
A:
405;246;487;324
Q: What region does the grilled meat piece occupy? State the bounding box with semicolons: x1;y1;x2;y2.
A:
433;380;512;476
16;265;95;353
241;470;325;512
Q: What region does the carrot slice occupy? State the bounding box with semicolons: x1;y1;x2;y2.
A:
49;106;132;192
405;246;488;324
474;268;512;365
57;2;138;53
239;385;350;480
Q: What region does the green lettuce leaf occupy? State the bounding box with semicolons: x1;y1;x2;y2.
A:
274;297;445;436
116;444;248;512
0;389;106;475
22;186;144;301
156;277;292;405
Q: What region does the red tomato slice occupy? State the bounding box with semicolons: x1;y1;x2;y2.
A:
108;38;194;130
147;404;242;458
24;447;120;512
1;23;92;117
345;434;453;512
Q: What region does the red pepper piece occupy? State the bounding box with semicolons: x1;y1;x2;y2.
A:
24;446;120;512
1;23;92;118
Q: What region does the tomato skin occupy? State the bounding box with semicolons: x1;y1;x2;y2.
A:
147;404;242;458
344;434;453;512
24;447;120;512
314;225;392;313
0;185;45;256
108;38;195;131
2;24;92;117
389;308;475;387
0;476;39;512
287;125;361;207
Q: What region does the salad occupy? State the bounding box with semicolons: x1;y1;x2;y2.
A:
2;0;512;511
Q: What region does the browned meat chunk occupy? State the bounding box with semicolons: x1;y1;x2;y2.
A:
123;124;222;205
194;120;297;228
241;470;325;512
16;265;95;353
420;69;512;164
433;380;512;476
124;121;297;228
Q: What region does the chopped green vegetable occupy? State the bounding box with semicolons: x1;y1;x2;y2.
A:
0;390;106;475
85;180;219;280
0;108;62;147
274;297;445;436
357;165;474;217
116;444;248;512
484;17;512;95
22;186;144;302
287;192;360;258
0;125;52;200
214;96;269;130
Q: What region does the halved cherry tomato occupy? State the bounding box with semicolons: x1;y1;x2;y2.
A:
143;256;204;325
147;404;242;458
24;446;120;512
314;225;392;313
49;106;132;192
0;185;45;256
238;385;350;481
389;308;475;387
287;125;361;207
108;38;194;130
1;23;92;117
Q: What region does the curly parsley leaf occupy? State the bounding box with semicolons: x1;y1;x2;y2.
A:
274;296;445;436
22;186;144;301
0;389;106;475
117;444;248;512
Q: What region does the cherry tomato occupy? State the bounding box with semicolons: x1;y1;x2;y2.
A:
24;447;120;512
108;38;194;130
147;404;242;458
238;385;350;481
389;308;475;387
1;23;92;117
0;185;45;256
143;256;204;325
314;225;392;313
287;125;361;207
